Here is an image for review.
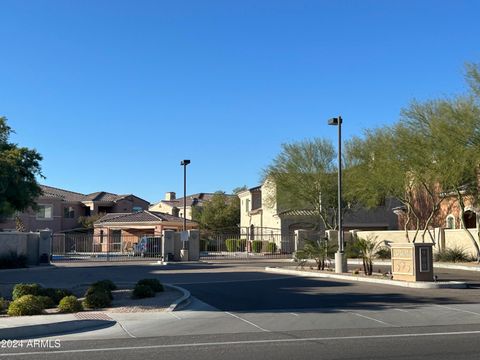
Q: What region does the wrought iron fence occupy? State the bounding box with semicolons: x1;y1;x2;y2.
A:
51;233;163;261
199;231;295;259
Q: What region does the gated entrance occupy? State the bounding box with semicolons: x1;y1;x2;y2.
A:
51;233;162;262
199;231;295;260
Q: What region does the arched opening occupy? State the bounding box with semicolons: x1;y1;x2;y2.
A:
463;210;477;229
446;215;455;229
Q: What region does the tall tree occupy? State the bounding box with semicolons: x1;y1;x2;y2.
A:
0;117;43;218
263;138;340;230
191;191;240;232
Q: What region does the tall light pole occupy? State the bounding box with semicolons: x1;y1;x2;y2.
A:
180;159;190;231
328;116;347;273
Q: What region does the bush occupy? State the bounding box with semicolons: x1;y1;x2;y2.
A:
137;279;164;292
91;280;117;291
225;239;236;252
83;290;112;308
58;296;83;313
375;247;391;260
344;241;361;259
266;242;277;253
7;295;44;316
0;297;8;313
84;286;113;300
12;283;42;300
0;252;28;269
434;247;471;263
252;240;263;253
37;295;55;309
41;288;73;305
132;284;155;299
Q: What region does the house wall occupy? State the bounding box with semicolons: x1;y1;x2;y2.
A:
112;196;150;213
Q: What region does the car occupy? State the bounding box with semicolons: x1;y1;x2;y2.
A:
133;236;161;257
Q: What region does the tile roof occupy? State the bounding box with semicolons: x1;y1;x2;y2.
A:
153;193;236;208
95;210;196;224
40;185;148;204
86;192;122;202
40;185;88;202
278;209;318;217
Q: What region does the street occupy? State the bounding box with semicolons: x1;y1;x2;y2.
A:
1;260;480;359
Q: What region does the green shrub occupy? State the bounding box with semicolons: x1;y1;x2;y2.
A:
266;242;277;253
344;241;361;258
37;295;55;309
58;296;83;313
375;247;391;260
137;279;163;292
238;239;246;251
83;290;112;308
434;247;471;263
12;283;42;300
41;288;73;304
132;284;155;299
200;239;208;251
225;239;238;252
0;252;28;269
84;286;113;300
252;240;263;253
7;295;44;316
0;297;8;313
91;280;117;291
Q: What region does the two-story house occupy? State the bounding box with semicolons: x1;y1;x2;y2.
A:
0;185;150;233
238;179;400;240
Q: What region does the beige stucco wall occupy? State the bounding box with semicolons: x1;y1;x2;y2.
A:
238;180;281;237
355;229;480;257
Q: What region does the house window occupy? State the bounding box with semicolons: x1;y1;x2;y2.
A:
446;215;455;229
37;204;53;220
132;206;143;212
64;207;75;219
245;199;250;212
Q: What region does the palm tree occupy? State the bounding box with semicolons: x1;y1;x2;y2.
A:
354;236;381;275
294;238;334;270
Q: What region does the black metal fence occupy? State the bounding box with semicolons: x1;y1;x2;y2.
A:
199;231;295;260
51;233;162;262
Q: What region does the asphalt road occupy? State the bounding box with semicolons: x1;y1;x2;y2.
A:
2;260;480;359
2;325;480;360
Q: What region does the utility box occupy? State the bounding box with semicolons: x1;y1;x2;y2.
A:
391;243;434;282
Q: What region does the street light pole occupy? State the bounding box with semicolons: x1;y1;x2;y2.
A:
180;159;191;232
328;116;346;273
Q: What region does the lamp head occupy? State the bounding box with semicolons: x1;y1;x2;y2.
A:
328;117;342;126
180;160;191;166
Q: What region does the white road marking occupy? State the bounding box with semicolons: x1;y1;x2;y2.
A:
289;313;299;316
393;308;409;313
4;330;480;356
434;304;480;317
346;311;394;326
168;312;182;320
224;312;270;332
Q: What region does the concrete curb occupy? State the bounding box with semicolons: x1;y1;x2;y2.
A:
164;284;191;311
299;258;480;273
0;318;116;340
265;267;468;289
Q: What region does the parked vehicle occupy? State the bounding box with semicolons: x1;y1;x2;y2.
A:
133;236;161;257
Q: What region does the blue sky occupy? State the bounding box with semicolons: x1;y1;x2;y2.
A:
1;0;479;204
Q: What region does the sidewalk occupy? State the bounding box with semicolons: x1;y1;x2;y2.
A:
0;283;190;340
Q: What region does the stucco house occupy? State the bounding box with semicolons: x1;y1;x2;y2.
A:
0;185;150;233
238;179;400;239
93;210;198;252
149;192;236;220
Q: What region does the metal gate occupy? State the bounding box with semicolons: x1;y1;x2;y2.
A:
199;231;294;260
51;233;163;262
